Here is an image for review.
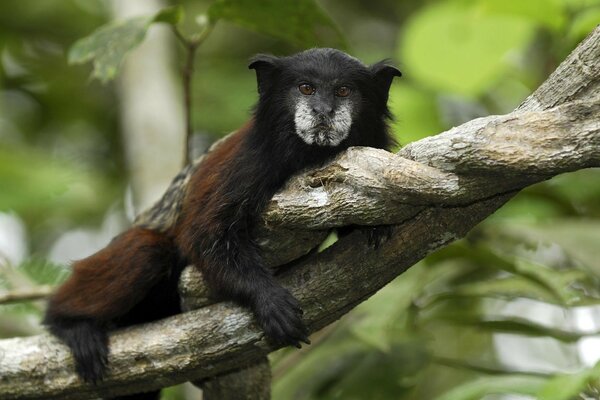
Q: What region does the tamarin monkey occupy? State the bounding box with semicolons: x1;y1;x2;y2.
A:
44;48;401;397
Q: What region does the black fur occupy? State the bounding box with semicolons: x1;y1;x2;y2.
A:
46;317;109;384
43;48;400;395
185;48;400;348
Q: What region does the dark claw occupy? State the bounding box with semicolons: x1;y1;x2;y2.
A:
253;286;310;349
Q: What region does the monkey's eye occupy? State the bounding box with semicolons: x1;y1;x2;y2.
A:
299;83;316;95
335;86;351;97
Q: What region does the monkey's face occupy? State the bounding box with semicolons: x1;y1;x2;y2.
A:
291;79;359;146
249;48;401;147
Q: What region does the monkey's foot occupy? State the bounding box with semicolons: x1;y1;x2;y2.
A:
253;286;310;349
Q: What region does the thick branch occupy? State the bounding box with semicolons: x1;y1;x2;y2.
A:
264;98;599;230
0;25;598;400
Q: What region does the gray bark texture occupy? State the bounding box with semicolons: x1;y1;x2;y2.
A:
199;357;271;400
0;25;598;400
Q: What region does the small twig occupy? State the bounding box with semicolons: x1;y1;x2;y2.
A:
172;23;215;166
0;286;53;305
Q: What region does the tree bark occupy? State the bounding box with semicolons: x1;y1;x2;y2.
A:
199;357;271;400
0;25;598;400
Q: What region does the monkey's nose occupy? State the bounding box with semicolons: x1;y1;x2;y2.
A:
312;104;334;117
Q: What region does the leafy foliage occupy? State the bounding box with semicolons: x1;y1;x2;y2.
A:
2;0;600;399
0;146;114;223
537;362;600;400
68;6;184;83
69;1;346;84
207;0;346;49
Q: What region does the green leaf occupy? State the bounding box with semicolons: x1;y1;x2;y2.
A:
153;5;184;25
207;0;347;49
495;219;600;277
538;362;600;400
68;16;154;83
438;314;598;343
435;375;546;400
400;2;535;96
461;244;591;306
68;5;184;83
440;274;591;306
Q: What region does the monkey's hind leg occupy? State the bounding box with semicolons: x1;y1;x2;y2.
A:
44;227;178;384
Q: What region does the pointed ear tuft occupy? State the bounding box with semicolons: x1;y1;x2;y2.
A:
248;54;278;71
249;54;279;95
370;61;402;97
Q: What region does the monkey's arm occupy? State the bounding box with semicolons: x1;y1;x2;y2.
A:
174;143;311;348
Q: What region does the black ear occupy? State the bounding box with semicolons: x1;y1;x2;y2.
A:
370;61;402;97
248;54;279;96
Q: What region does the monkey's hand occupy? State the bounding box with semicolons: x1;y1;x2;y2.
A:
253;285;310;349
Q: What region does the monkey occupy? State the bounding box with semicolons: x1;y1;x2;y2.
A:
43;48;401;398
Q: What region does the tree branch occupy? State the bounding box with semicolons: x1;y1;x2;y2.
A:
0;286;53;305
0;25;598;400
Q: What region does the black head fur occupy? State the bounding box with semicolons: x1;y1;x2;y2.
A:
247;48;400;176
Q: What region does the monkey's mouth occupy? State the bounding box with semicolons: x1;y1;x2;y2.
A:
312;125;335;145
315;122;332;131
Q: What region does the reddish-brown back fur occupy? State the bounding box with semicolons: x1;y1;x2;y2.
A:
170;124;248;259
48;227;177;321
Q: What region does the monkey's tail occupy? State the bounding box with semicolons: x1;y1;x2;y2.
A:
44;226;180;384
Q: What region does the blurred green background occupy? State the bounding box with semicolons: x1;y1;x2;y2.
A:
1;0;600;399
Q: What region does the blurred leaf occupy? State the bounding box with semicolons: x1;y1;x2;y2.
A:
439;314;597;343
401;2;535;96
510;258;586;306
273;336;428;400
193;60;256;135
477;0;567;31
68;16;153;83
350;265;427;351
207;0;347;49
68;6;184;83
0;306;44;337
321;344;428;400
526;169;600;218
455;244;590;306
488;194;565;222
495;220;600;274
568;7;600;43
273;335;371;400
160;384;189;400
558;0;600;8
0;146;113;222
18;258;69;286
388;82;443;145
435;375;546;400
434;274;590;307
537;362;600;400
153;5;184;25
